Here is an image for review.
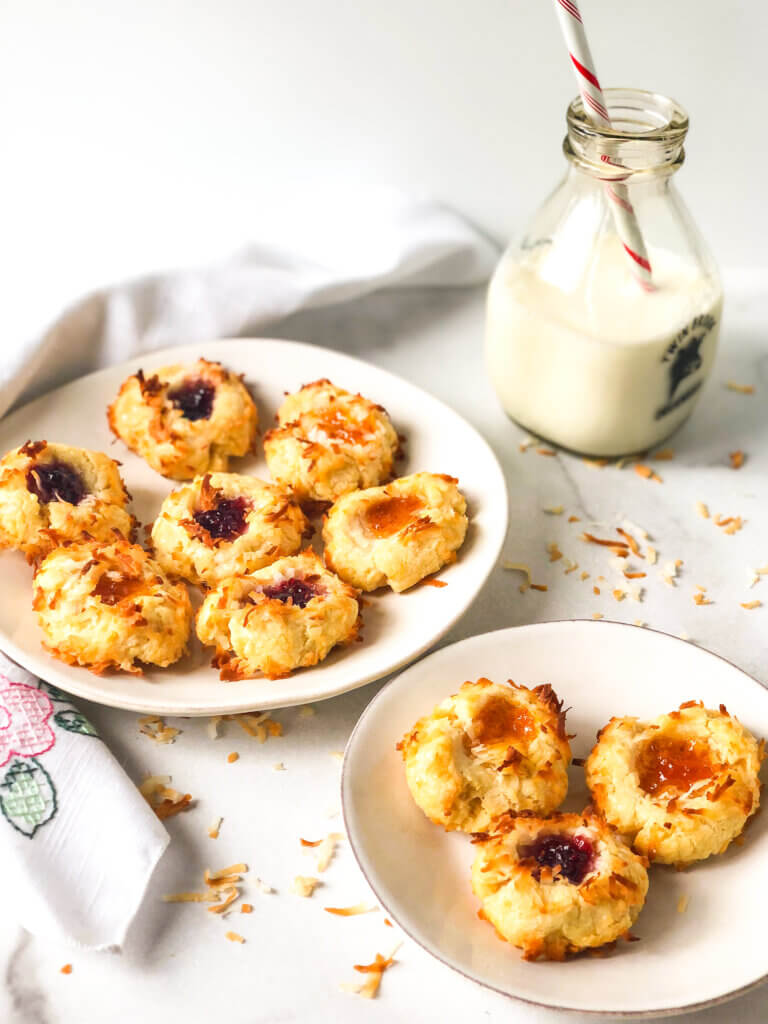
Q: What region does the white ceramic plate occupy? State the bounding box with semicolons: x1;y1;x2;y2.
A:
342;621;768;1018
0;339;507;715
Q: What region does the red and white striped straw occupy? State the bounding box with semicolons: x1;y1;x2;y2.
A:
552;0;655;291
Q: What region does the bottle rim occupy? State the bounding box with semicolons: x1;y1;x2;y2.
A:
564;88;689;177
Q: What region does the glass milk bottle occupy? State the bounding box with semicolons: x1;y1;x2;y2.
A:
485;89;723;457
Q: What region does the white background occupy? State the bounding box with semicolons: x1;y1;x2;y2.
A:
1;0;766;273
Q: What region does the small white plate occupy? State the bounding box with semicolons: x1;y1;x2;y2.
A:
0;339;507;716
342;621;768;1018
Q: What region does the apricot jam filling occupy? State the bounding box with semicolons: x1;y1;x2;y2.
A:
520;833;596;885
472;696;536;746
168;379;216;421
92;574;145;605
363;494;424;538
636;735;714;796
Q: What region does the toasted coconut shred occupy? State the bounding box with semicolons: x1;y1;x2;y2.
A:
543;505;564;515
208;712;283;743
225;931;245;944
725;381;754;394
163;862;249;915
729;450;746;469
677;893;690;914
696;501;710;519
741;600;762;610
324;903;378;917
291;876;320;898
341;944;402;999
547;541;563;563
140;775;194;820
208;817;223;839
138;716;181;744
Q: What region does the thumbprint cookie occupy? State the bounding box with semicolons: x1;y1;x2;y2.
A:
398;678;571;833
196;549;361;679
0;441;135;560
471;810;649;961
263;379;399;505
107;359;258;479
151;473;311;587
586;701;763;865
323;472;468;591
33;537;192;673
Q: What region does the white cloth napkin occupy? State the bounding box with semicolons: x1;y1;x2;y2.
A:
4;188;498;417
0;652;169;950
0;189;496;951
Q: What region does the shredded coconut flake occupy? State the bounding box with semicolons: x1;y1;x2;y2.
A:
208;817;222;839
138;716;180;744
324;904;378;917
341;945;402;1000
291;876;320;898
725;381;754;394
696;501;710;519
315;832;344;872
741;600;762;610
547;541;563;562
140;776;194;820
677;893;689;914
225;931;245;943
634;464;663;483
543;505;564;515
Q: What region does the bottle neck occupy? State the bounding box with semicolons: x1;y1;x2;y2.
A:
564;89;688;182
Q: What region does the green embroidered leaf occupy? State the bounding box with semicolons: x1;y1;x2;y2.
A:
54;709;99;737
0;757;57;838
38;682;70;703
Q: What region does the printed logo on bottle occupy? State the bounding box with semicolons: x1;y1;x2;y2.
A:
655;314;717;420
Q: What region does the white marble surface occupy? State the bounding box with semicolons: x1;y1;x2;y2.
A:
3;273;768;1023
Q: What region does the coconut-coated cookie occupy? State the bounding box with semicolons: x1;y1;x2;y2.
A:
196;549;361;679
323;472;467;591
151;473;311;587
471;810;649;961
107;358;258;480
0;441;135;560
33;537;192;673
586;701;763;865
263;379;399;505
399;678;571;833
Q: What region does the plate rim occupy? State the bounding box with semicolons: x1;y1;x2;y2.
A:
340;619;768;1019
0;337;509;715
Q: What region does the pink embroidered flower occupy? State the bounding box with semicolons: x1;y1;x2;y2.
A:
0;678;55;768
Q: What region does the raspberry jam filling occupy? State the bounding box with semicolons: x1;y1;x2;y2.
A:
521;833;596;885
26;461;86;505
636;736;714;796
193;497;249;541
261;577;319;609
363;494;424;538
168;378;216;421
